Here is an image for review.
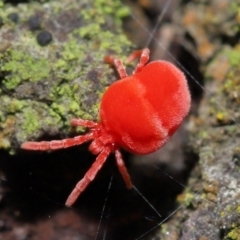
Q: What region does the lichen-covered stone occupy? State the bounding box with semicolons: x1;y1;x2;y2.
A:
0;0;132;152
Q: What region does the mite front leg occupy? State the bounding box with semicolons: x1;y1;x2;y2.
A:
104;55;128;79
21;133;94;151
127;48;150;74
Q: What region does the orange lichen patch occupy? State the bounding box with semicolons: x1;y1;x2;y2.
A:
198;40;215;60
182;9;197;25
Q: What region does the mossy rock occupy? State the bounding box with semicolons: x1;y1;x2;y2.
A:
0;0;133;152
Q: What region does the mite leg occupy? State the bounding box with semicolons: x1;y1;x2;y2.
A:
65;147;111;207
21;133;94;151
70;119;98;128
127;48;150;74
115;149;132;189
104;55;128;79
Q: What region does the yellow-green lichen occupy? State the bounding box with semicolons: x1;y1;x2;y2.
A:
18;102;63;140
69;101;82;115
0;0;133;151
51;103;67;117
198;130;209;140
220;211;226;217
227;228;240;240
0;116;15;149
177;190;195;208
1;96;26;113
237;206;240;214
223;68;240;104
1;49;51;90
225;45;240;67
53;83;76;98
21;109;41;135
216;111;228;122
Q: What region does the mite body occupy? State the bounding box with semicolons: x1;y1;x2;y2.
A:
21;48;191;206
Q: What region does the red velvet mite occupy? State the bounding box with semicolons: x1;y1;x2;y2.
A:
21;48;191;207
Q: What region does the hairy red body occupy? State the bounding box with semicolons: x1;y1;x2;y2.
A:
100;60;190;154
21;48;191;206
